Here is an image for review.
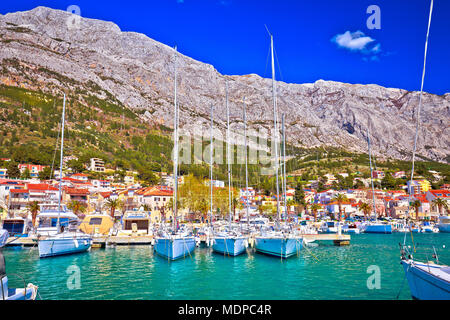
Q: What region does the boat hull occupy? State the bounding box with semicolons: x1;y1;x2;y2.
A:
401;260;450;300
212;237;247;256
437;224;450;233
364;224;392;234
254;237;302;259
154;237;196;260
38;237;92;258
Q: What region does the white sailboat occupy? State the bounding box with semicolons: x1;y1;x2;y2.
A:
362;124;392;234
154;46;195;260
212;90;248;256
254;31;302;258
398;0;450;300
37;94;92;258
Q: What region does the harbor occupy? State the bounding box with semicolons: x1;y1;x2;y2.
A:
2;233;448;300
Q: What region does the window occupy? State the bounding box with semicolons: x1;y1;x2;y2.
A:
89;218;103;225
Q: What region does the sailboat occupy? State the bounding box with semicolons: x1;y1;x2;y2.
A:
362;123;392;234
399;0;450;300
37;94;92;258
154;46;196;260
212;89;248;256
254;31;302;258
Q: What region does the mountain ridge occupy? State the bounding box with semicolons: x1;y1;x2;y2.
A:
1;6;449;163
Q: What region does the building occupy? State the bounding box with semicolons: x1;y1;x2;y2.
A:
372;170;385;179
425;189;450;215
70;173;89;182
407;180;431;194
393;171;406;178
63;187;90;205
18;164;48;178
89;158;105;172
0;168;7;179
124;175;135;185
136;186;173;223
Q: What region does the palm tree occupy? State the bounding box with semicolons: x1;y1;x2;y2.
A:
27;201;40;228
332;193;348;222
104;198;122;219
309;203;322;222
359;202;372;221
411;200;421;220
67;200;87;219
432;198;448;216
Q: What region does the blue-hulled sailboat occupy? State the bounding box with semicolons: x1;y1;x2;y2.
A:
37;94;92;258
154;46;195;261
212;90;248;256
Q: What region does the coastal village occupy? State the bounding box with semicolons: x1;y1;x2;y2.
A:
1;156;449;230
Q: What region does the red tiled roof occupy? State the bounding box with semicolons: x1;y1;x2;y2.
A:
10;189;28;193
64;187;89;195
27;183;58;191
428;190;450;197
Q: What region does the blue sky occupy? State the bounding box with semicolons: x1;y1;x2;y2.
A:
1;0;449;94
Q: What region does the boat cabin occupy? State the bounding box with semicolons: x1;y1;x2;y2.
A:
79;215;114;235
1;218;28;237
120;211;151;235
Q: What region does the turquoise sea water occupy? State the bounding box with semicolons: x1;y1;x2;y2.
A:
2;233;449;300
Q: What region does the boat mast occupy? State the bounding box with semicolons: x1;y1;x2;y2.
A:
173;46;179;230
268;30;281;230
367;123;377;220
243;98;249;230
56;93;66;233
210;104;214;227
282;114;287;223
226;81;233;228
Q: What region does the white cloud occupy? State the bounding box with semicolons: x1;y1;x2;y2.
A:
332;30;374;51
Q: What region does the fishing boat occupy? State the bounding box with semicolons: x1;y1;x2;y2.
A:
212;85;248;256
421;221;438;233
37;94;92;258
437;216;450;233
154;46;195;261
0;250;38;300
400;245;450;300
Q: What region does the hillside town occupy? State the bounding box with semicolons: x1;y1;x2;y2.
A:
1;156;449;227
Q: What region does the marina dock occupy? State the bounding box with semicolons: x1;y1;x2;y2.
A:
303;233;351;246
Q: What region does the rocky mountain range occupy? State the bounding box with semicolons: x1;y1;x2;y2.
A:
1;6;449;163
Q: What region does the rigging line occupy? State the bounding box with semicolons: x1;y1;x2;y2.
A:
274;46;284;84
405;0;434;247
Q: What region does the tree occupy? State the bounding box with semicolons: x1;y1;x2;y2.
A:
104;198;123;219
432;198;448;216
39;166;52;180
68;159;85;173
27;201;40;227
294;183;306;207
138;169;159;186
411;200;421;220
7;161;20;179
332;193;349;222
309;203;322;222
21;168;31;180
68;200;87;218
359;202;372;220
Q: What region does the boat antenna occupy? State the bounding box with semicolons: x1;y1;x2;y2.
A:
173;45;179;231
282;114;288;224
226;81;233;228
367;120;377;220
210;104;214;228
268;28;281;230
404;0;434;248
56;93;66;234
243;98;250;231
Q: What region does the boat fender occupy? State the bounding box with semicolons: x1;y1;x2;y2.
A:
73;239;79;248
27;283;38;300
244;240;248;248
